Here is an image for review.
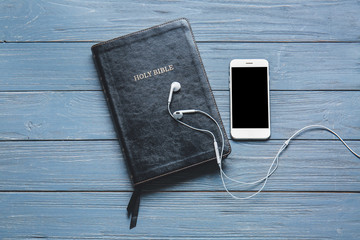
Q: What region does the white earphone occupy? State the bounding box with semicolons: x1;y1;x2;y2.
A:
173;110;198;120
168;81;181;104
168;82;360;200
167;82;223;165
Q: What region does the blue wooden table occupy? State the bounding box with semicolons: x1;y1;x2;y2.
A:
1;1;360;239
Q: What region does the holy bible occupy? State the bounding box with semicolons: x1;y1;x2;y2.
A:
91;18;231;228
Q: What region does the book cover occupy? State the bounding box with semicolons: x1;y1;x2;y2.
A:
91;18;231;186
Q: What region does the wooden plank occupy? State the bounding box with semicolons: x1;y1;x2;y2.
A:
0;43;99;91
199;42;360;91
1;192;359;239
1;140;359;192
0;91;359;140
215;90;360;140
1;1;360;42
1;42;360;91
0;91;115;140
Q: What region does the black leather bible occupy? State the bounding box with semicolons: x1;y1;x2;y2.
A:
91;18;231;228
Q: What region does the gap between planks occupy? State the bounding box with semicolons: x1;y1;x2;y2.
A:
2;40;360;44
0;190;359;194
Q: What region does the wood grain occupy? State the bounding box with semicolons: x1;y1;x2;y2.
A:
1;42;360;91
1;0;360;42
1;192;359;239
0;91;359;140
2;0;360;238
1;140;359;192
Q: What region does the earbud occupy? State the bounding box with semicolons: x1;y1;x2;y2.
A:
173;111;183;120
168;82;181;104
173;110;198;120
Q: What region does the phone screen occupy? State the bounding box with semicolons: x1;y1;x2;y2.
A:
231;67;269;128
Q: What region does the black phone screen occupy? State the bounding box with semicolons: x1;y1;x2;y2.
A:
231;67;269;128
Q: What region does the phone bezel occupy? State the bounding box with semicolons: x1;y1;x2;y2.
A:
230;59;271;140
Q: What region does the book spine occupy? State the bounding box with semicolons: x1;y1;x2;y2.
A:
91;47;136;185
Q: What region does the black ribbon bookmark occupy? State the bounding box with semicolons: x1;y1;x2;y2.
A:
127;187;141;229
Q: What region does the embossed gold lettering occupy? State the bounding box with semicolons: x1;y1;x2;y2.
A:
134;64;174;81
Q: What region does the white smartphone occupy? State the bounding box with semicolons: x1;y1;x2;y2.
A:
230;59;270;140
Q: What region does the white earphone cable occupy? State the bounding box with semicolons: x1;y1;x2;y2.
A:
168;103;216;140
170;105;360;199
218;125;360;200
167;82;360;200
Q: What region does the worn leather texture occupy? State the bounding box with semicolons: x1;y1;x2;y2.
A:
91;18;231;185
